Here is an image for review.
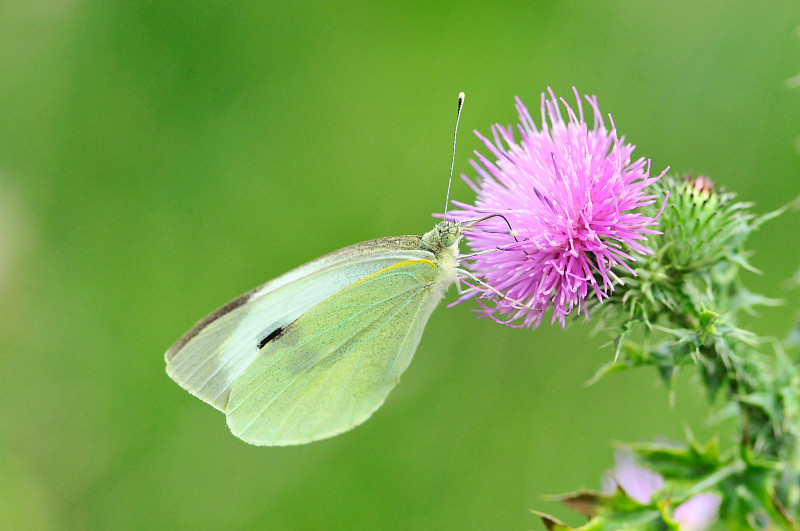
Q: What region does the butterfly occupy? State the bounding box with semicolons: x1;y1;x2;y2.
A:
165;220;464;445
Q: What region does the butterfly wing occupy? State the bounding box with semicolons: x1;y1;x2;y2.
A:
225;259;447;446
165;236;430;411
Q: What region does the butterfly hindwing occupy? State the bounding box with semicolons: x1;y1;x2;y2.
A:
225;259;442;446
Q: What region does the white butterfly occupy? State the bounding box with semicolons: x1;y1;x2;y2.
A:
165;220;463;445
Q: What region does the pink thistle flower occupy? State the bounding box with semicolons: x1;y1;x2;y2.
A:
448;88;666;327
601;450;720;530
673;492;722;531
602;450;664;504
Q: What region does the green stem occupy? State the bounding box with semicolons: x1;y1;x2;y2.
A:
684;461;745;497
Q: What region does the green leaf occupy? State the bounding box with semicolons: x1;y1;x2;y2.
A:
586;361;629;386
631;438;720;479
531;510;574;531
736;392;777;421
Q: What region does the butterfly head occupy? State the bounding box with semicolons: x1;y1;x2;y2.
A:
439;221;460;248
421;220;462;255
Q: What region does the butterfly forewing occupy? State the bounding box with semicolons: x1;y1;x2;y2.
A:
165;237;430;411
225;259;443;446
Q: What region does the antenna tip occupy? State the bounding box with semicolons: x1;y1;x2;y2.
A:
458;92;465;107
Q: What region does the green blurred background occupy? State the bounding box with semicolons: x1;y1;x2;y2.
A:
2;2;800;529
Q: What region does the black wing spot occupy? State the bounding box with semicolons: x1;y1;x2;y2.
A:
257;327;285;350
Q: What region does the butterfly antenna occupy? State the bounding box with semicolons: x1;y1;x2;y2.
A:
444;91;465;221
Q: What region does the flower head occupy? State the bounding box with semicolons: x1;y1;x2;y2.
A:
602;449;664;504
602;450;720;530
447;88;665;327
673;492;722;531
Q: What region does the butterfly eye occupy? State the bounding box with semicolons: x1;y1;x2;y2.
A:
441;231;457;247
